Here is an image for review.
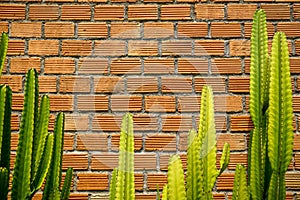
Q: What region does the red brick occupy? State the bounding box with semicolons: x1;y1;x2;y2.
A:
195;4;224;20
128;5;158;20
29;5;59;20
45;22;74;38
161;115;193;132
178;58;208;74
290;58;300;74
216;173;234;190
77;95;108;111
212;58;242;74
227;4;257;20
94;5;124;20
145;96;176;112
111;0;136;2
94;77;124;93
147;173;167;189
48;95;74;111
65;114;89;131
62;153;88;170
0;22;8;33
111;22;140;38
11;22;41;37
78;58;108;75
285;173;300;190
160;5;191;20
161;77;192;93
128;40;158;56
28;40;59;56
0;75;22;92
60;76;91;93
10;57;40;74
296;40;300;55
230;39;250;56
134;154;157;170
62;40;92;56
195;77;226;93
38;76;57;93
194;40;224;56
261;4;291;20
78;22;107;38
277;22;300;37
0;4;25;19
144;58;174;74
162;40;192;56
177;22;207;38
111;134;143;151
244;22;275;38
127;77;158;93
91;153;118;170
7;40;25;56
77;173;108;191
94;40;126;56
12;94;24;111
294;4;300;19
144;22;173;38
231;115;253;132
44;58;75;74
110;58;141;74
229;77;250;93
211;22;241;37
61;5;91;20
111;95;142;112
77;133;108;151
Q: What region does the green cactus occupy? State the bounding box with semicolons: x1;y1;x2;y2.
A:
110;168;118;200
0;167;8;199
161;185;168;200
232;165;248;200
109;113;135;200
0;32;8;76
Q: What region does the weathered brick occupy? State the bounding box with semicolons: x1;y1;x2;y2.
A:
128;5;158;20
229;77;250;93
160;5;191;20
178;58;208;74
162;115;193;132
0;75;22;92
77;133;108;151
60;76;91;93
29;5;59;20
127;77;158;93
62;40;92;56
161;77;192;93
78;22;107;38
144;22;173;38
44;58;75;74
110;22;140;38
261;4;291;20
94;40;126;56
38;76;57;93
177;22;208;38
0;22;8;33
94;77;124;93
61;5;91;20
230;39;250;56
194;40;224;56
227;4;257;20
11;22;41;37
162;40;192;56
77;173;108;191
48;95;74;111
111;95;143;111
62;153;88;170
94;5;124;20
145;96;176;112
211;22;241;38
144;58;174;74
195;77;226;93
110;58;141;74
78;58;108;74
212;58;242;74
28;40;59;56
7;40;25;56
77;95;108;111
195;4;224;20
45;22;74;38
0;4;25;19
128;40;158;56
10;57;40;73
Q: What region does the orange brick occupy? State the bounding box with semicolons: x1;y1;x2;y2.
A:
291;58;300;74
221;153;247;170
110;58;141;74
38;76;57;93
111;0;136;2
45;0;73;2
195;4;224;20
135;154;157;170
49;95;74;111
29;5;59;20
145;96;176;112
230;115;253;132
12;94;24;111
211;22;241;38
28;40;59;56
44;58;75;74
160;5;191;20
147;173;167;189
61;5;91;20
296;40;300;55
177;22;207;38
295;4;300;19
127;77;158;93
94;5;124;20
194;40;224;56
77;95;108;111
62;40;92;56
0;75;22;92
293;96;300;112
10;57;40;73
78;22;107;38
227;4;257;20
162;77;192;93
229;77;250;93
261;4;290;20
212;58;242;74
62;153;88;170
45;22;74;38
178;58;208;74
7;40;25;56
128;5;158;20
162;40;192;56
195;77;226;93
144;58;174;74
77;173;108;191
94;40;126;56
162;115;193;132
216;173;234;190
285;173;300;190
91;153;118;170
60;76;91;93
111;22;140;38
111;95;142;112
128;40;158;56
144;22;173;38
11;22;41;37
0;21;8;33
77;133;108;151
244;22;275;38
78;58;108;74
111;134;143;150
65;114;89;131
277;22;300;37
94;77;124;93
11;114;19;131
0;4;25;19
230;39;250;56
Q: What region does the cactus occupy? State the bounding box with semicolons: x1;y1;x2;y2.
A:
232;165;248;200
109;113;135;200
0;32;8;76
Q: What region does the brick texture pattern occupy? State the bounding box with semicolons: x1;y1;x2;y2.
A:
1;0;300;199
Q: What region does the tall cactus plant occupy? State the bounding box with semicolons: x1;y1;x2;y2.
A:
109;113;135;200
232;165;248;200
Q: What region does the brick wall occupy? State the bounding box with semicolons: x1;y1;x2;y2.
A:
0;0;300;199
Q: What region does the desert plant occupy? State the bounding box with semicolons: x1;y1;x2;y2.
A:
0;32;8;75
109;113;135;200
232;165;248;200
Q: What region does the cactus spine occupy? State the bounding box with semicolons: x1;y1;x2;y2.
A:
232;165;248;200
